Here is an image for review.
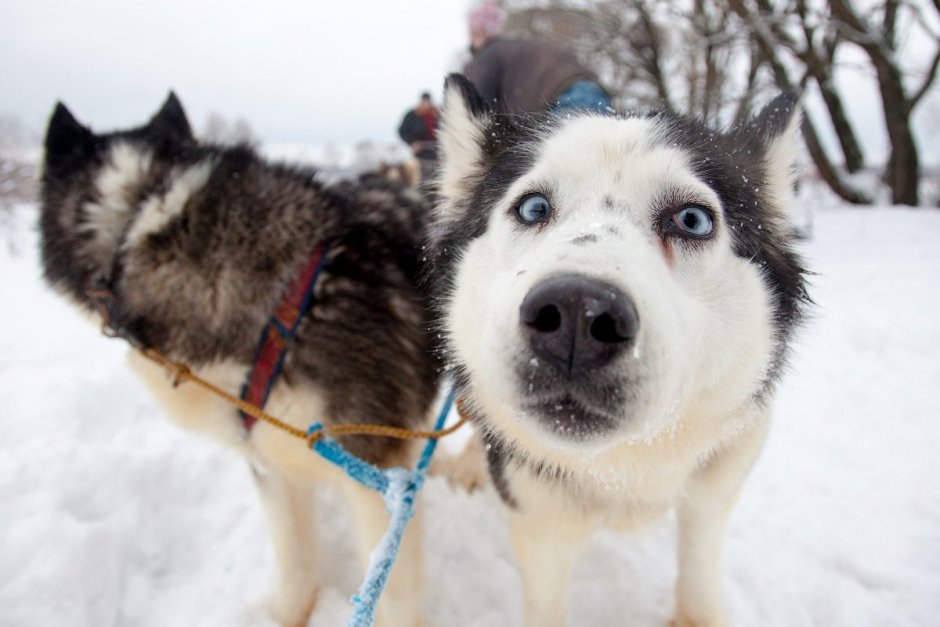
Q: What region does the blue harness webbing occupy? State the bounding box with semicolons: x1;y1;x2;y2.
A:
307;387;456;627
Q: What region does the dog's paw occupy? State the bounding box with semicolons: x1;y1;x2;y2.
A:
268;586;318;627
448;458;489;492
430;452;488;492
430;439;489;492
668;608;726;627
374;612;428;627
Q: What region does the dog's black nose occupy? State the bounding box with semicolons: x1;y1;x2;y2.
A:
520;275;638;377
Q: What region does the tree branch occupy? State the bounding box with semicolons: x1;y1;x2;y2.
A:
909;42;940;108
730;0;872;203
883;0;900;49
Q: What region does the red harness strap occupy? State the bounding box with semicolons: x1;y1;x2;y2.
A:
239;241;331;431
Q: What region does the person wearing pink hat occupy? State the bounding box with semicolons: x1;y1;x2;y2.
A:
463;2;611;113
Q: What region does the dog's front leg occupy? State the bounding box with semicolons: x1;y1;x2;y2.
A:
672;413;770;627
253;466;320;627
341;479;425;627
510;506;587;627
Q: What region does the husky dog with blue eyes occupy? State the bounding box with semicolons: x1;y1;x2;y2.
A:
428;74;809;626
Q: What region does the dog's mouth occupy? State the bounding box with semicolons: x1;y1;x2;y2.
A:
522;394;619;442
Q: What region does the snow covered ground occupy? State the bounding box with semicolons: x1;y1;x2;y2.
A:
1;200;938;627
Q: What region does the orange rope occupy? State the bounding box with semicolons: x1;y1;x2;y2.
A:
137;347;468;448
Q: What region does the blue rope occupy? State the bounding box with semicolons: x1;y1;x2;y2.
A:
306;387;457;627
417;387;457;474
308;424;390;494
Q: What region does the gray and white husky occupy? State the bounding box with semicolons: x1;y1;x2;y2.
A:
428;75;809;626
39;94;439;626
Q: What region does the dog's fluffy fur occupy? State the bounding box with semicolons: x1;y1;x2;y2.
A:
428;75;809;626
39;94;439;626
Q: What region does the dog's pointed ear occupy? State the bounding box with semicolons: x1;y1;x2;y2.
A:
437;74;490;198
750;92;802;207
44;102;96;171
146;91;193;144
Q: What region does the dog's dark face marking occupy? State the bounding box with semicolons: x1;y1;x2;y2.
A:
570;234;599;245
429;74;808;457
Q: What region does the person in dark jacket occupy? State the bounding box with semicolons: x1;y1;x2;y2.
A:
398;92;439;182
463;2;611;114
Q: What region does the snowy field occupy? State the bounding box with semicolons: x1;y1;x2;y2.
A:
1;200;939;627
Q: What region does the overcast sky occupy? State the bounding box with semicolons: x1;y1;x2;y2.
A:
2;0;938;163
0;0;471;146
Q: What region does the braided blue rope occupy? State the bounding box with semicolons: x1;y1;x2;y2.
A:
306;387;457;627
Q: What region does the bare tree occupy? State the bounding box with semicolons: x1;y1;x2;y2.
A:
500;0;940;206
0;115;38;202
731;0;939;205
727;0;875;203
827;0;939;204
502;0;759;124
0;114;38;253
201;111;259;146
353;140;380;172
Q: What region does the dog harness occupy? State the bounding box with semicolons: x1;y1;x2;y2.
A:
239;241;332;431
87;238;462;627
234;239;461;626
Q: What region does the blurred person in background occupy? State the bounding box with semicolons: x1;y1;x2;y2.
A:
398;91;439;183
463;1;611;114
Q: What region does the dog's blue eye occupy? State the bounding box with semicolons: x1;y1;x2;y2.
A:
671;205;714;237
517;194;551;224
